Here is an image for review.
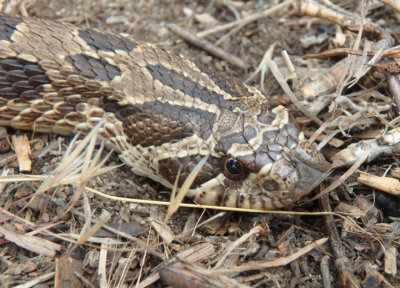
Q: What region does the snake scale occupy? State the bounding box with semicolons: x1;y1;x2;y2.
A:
0;14;328;209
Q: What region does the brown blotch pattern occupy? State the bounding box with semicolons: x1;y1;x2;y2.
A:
0;14;21;41
118;101;216;147
78;28;137;52
0;57;49;102
66;54;121;81
146;63;225;106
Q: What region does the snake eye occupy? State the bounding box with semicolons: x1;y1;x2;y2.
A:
223;158;247;180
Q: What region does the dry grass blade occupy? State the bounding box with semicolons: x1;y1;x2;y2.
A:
20;121;119;216
135;226;152;288
13;272;55;288
166;156;209;221
74;215;111;247
334;0;366;96
160;261;250;288
347;45;384;88
98;243;110;288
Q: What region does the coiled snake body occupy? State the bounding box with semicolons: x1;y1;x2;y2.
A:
0;14;326;209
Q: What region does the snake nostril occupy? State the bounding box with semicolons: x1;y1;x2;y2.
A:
279;189;292;200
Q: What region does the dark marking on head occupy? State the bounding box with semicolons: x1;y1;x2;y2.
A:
146;64;225;106
117;101;215;147
78;28;136;52
0;57;49;101
159;155;221;188
66;54;121;81
214;130;249;153
0;15;21;41
257;109;276;125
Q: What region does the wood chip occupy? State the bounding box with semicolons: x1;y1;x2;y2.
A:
55;255;83;288
384;245;397;276
11;135;31;171
0;224;61;257
151;217;175;244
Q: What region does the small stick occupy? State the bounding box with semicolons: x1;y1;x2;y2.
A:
166;23;247;69
320;255;332;288
281;50;298;85
319;194;360;287
197;0;295;38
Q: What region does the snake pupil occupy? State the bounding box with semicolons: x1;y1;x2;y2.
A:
226;159;242;175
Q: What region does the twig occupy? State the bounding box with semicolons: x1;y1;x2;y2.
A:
281;50;298;85
166;23;247;69
319;194;360;287
320;255;332;288
197;0;295;38
14;272;55;288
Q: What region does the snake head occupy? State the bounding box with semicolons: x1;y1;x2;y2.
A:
188;104;330;209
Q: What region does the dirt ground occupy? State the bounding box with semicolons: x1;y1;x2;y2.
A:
0;0;400;287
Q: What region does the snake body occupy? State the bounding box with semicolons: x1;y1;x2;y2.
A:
0;14;327;209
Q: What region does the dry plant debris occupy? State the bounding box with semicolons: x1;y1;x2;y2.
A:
11;135;31;172
0;0;400;287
